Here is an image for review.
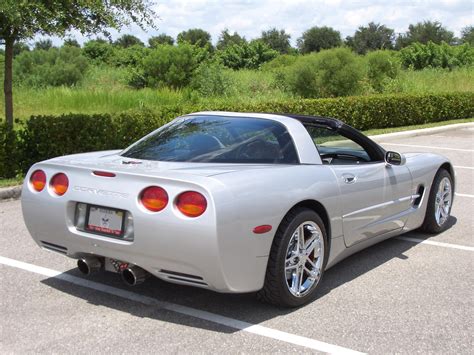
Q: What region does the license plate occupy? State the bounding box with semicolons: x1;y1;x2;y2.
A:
86;205;125;237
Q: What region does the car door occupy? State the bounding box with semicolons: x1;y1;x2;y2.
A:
304;124;413;248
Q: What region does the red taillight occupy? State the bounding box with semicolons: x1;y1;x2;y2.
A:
50;173;69;196
176;191;207;217
30;170;46;192
140;186;168;212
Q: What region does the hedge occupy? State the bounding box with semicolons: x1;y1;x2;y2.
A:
1;92;473;178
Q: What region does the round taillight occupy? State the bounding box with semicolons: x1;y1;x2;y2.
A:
140;186;168;212
50;173;69;196
176;191;207;217
30;170;46;192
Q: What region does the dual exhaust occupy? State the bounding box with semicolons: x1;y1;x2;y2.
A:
77;257;149;286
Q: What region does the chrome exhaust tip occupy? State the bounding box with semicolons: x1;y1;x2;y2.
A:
121;266;149;286
77;257;102;275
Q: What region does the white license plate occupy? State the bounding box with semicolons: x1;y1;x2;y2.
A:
86;206;124;237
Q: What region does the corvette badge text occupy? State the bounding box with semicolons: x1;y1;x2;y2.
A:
73;186;129;198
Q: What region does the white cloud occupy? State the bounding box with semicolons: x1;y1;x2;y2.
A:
34;0;473;46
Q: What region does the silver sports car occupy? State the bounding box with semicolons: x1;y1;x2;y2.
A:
22;112;455;307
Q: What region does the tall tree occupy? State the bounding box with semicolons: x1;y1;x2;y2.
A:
0;0;156;128
148;33;175;47
177;28;212;48
216;29;245;50
64;38;80;47
297;26;341;54
460;26;474;45
396;20;454;48
34;39;53;51
348;22;394;54
260;28;291;54
114;34;144;48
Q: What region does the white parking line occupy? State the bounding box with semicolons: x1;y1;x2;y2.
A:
454;166;474;170
396;237;474;251
382;143;473;152
456;193;474;198
0;256;364;355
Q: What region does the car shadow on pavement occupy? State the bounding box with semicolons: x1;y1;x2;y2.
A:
41;217;456;334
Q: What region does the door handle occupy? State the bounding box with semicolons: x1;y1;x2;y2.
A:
342;173;357;184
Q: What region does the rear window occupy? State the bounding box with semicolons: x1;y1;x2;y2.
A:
121;115;299;164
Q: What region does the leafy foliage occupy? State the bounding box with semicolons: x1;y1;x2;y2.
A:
190;61;233;97
396;21;455;48
260;28;292;54
218;40;278;69
399;41;474;70
114;34;144;48
366;50;400;92
34;39;53;51
148;34;175;47
297;27;342;54
460;26;474;45
177;28;212;48
216;29;246;50
348;22;394;54
14;46;88;87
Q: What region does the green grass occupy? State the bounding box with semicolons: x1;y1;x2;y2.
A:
363;118;474;136
0;177;23;188
1;66;473;120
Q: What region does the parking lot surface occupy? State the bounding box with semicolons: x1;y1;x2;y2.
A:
1;126;473;354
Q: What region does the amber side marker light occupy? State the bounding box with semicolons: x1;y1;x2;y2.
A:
30;170;46;192
176;191;207;217
50;173;69;196
140;186;168;212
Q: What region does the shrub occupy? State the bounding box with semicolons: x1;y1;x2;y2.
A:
399;41;474;70
366;50;400;92
218;40;278;70
190;61;233;97
14;46;89;87
287;48;364;98
142;44;197;88
2;92;472;177
83;40;115;63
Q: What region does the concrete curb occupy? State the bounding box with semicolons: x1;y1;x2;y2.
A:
0;185;22;201
369;122;473;142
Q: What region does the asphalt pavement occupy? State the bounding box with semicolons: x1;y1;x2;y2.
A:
1;125;473;354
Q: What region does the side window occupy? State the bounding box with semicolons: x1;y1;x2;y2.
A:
305;126;372;164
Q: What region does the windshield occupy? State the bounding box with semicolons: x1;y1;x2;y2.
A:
121;115;299;164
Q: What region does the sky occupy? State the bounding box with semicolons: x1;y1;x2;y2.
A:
39;0;473;46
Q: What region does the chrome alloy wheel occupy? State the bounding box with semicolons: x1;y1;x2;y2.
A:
285;221;324;297
435;177;452;226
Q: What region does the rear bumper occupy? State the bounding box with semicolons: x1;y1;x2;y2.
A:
21;170;269;293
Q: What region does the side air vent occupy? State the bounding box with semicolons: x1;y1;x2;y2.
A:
40;241;68;255
159;269;208;286
413;186;425;207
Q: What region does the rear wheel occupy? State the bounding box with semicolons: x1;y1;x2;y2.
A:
257;208;327;307
421;169;453;234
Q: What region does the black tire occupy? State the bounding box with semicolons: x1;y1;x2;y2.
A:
257;207;328;308
421;169;453;234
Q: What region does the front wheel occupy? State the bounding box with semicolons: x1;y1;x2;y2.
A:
257;208;328;307
421;169;453;234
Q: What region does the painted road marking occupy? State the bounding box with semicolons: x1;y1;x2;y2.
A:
456;193;474;198
0;256;364;355
382;143;473;152
454;166;474;170
396;237;474;251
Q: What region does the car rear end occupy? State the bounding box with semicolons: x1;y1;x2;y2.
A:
21;155;269;293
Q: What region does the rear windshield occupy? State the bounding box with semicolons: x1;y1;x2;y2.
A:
121;115;299;164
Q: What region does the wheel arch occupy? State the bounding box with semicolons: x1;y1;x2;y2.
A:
280;199;332;250
440;162;455;191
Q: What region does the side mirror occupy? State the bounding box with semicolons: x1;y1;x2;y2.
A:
385;151;405;166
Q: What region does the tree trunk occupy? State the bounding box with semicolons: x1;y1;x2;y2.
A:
4;37;14;128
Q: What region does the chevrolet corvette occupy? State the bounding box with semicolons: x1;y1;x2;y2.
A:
22;112;455;307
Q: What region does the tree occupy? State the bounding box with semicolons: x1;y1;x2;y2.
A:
148;33;174;47
114;34;144;48
0;0;156;128
297;26;341;54
13;42;29;56
34;39;53;50
460;26;474;45
396;20;454;48
348;22;394;54
177;28;212;48
216;29;245;50
260;28;291;54
64;38;80;47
